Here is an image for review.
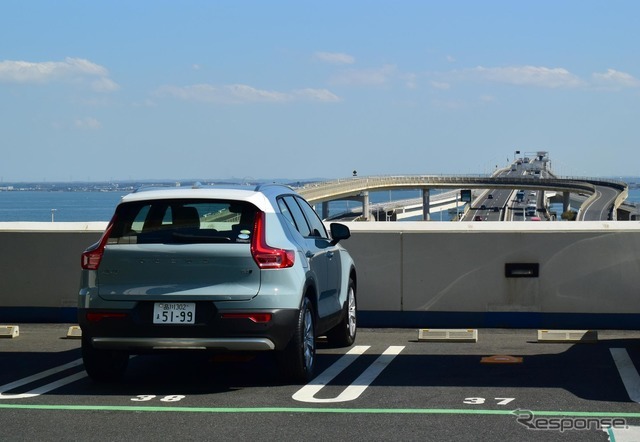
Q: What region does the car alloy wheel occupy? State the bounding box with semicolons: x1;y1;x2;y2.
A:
278;296;316;383
326;278;357;347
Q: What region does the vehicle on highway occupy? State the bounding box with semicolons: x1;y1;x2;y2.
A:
487;194;493;199
78;184;357;383
474;215;483;221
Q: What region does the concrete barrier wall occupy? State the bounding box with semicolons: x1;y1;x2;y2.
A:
0;223;105;321
2;221;640;328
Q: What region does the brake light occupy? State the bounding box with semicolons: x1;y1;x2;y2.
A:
251;211;295;269
221;313;272;323
81;215;116;270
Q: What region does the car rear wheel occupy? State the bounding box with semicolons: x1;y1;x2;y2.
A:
278;296;316;383
81;336;129;382
326;278;357;347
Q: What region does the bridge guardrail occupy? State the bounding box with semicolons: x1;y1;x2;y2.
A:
296;175;608;204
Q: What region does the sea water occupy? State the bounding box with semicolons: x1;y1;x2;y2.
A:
0;187;638;222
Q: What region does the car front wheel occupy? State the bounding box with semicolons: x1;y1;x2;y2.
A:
278;296;316;383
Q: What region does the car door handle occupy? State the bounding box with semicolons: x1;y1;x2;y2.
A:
327;251;334;259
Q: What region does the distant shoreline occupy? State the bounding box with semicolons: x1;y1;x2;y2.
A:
2;176;640;192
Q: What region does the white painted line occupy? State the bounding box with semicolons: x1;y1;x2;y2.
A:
610;348;640;403
605;425;640;441
292;345;369;403
293;345;404;403
0;358;86;399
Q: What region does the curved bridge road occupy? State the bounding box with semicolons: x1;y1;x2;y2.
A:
577;185;620;221
297;171;627;222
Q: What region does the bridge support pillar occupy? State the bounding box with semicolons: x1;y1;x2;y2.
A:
562;192;571;213
362;191;370;221
322;202;329;220
422;189;430;221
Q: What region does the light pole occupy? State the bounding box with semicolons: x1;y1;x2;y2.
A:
51;209;57;222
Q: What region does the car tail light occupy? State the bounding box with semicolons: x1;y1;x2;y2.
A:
251;211;295;269
221;312;272;323
81;215;116;270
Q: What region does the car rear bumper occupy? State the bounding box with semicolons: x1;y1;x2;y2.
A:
91;336;275;351
78;306;299;352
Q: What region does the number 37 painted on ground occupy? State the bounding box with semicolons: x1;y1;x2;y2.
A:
464;397;515;405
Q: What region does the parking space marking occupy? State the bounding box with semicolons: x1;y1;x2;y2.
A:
610;348;640;403
607;425;640;441
0;358;86;400
1;403;640;419
293;345;404;403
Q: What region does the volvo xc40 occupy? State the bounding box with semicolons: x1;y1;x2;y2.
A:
78;184;357;383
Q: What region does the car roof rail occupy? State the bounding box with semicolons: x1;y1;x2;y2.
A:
132;184;182;193
129;182;295;194
254;182;294;192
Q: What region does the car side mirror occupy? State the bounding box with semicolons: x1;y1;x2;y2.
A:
329;223;351;245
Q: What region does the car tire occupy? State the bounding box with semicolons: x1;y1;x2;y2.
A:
81;336;129;382
277;296;316;383
326;278;357;347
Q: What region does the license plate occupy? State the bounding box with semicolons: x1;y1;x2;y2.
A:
153;302;196;324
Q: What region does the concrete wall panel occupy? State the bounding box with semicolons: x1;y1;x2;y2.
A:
3;221;640;327
340;232;402;311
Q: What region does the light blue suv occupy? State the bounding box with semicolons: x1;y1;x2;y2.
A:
78;184;356;383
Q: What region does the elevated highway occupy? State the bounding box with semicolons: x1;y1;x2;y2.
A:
297;174;627;222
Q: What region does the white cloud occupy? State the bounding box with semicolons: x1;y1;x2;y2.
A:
403;73;418;89
313;52;355;65
592;69;640;88
469;65;584;88
0;57;119;92
132;98;157;107
154;83;340;104
74;117;102;129
227;84;290;102
293;88;341;102
430;81;450;90
330;64;397;86
90;77;120;92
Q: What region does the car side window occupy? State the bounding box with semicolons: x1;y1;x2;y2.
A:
279;196;311;237
295;196;328;239
277;198;297;230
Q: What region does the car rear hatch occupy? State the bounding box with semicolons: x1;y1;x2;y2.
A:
97;243;260;301
95;198;261;301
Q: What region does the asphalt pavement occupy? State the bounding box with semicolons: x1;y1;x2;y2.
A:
2;324;640;441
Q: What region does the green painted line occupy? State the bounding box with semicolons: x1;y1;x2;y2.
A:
1;403;640;418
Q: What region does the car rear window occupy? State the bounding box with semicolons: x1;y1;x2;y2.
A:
106;199;258;244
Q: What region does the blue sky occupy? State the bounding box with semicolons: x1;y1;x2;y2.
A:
2;1;639;182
